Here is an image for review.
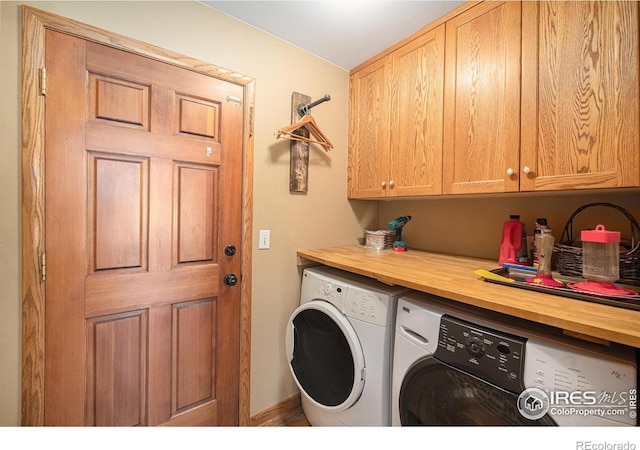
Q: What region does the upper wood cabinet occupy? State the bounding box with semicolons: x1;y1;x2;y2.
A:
348;55;392;198
443;1;521;195
390;25;445;197
348;25;446;199
520;0;640;191
348;0;640;199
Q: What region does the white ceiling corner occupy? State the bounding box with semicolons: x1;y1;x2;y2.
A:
200;1;467;70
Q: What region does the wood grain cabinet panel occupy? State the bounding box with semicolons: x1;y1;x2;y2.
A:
521;0;640;191
443;1;521;194
348;25;446;198
390;25;445;197
348;55;392;198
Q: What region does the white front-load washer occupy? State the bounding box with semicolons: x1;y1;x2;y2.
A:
392;292;638;426
286;266;409;426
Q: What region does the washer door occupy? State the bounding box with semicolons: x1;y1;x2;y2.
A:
399;356;557;426
286;300;365;411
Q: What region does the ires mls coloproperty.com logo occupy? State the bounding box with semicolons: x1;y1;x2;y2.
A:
517;387;638;421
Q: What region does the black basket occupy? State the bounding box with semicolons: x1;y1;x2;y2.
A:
554;202;640;287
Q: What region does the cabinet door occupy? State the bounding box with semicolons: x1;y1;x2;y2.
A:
390;25;445;197
348;55;392;198
521;1;640;191
443;1;521;194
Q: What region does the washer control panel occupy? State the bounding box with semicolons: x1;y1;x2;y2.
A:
435;314;526;394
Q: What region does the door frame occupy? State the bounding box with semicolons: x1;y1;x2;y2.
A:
21;5;255;426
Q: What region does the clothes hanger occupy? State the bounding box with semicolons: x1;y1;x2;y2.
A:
276;114;334;151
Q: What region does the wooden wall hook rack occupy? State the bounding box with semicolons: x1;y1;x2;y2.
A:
278;92;334;192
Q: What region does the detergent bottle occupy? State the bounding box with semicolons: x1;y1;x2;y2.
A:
499;215;528;265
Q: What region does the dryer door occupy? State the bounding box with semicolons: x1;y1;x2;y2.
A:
286;300;365;411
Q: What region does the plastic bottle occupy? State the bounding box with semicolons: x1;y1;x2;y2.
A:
532;218;552;268
499;215;528;265
516;220;529;265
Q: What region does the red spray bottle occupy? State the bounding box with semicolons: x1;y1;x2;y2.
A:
499;215;528;265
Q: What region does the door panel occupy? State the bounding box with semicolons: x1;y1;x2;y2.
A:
45;29;243;426
175;164;218;264
90;74;149;128
177;96;220;139
173;299;216;413
89;153;149;272
86;310;148;426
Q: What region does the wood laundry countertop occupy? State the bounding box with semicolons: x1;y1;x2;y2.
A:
296;245;640;349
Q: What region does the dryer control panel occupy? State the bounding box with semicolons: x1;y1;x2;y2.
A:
345;287;390;327
435;314;526;394
301;270;350;311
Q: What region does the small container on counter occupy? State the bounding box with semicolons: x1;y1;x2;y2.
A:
581;224;620;283
364;230;394;250
531;218;552;269
565;224;637;297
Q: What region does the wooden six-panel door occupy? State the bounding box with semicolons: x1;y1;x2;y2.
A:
44;30;243;426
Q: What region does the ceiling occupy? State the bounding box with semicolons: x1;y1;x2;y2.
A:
200;1;467;70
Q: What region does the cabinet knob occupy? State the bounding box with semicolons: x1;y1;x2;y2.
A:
389;180;394;187
523;166;531;175
506;168;514;177
381;181;386;188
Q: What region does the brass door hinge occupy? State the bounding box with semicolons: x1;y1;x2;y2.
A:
40;67;46;96
41;253;46;282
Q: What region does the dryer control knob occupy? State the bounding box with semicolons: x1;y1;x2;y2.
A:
466;336;486;358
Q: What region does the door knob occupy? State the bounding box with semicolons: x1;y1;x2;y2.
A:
224;245;237;256
224;273;238;286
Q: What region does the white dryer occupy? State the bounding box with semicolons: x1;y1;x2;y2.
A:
286;266;409;426
392;292;638;426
